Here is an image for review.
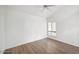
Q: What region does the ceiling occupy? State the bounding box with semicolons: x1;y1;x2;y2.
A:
7;5;62;18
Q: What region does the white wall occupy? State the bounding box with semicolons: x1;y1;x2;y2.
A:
49;6;79;47
5;6;47;49
0;6;5;52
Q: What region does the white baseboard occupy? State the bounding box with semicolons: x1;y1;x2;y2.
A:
48;36;56;39
48;36;79;48
4;35;47;50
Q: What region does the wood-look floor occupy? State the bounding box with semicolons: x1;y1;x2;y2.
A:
4;38;79;54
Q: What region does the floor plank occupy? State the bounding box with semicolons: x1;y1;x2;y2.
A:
4;38;79;54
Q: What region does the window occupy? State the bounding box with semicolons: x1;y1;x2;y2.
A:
48;22;56;37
